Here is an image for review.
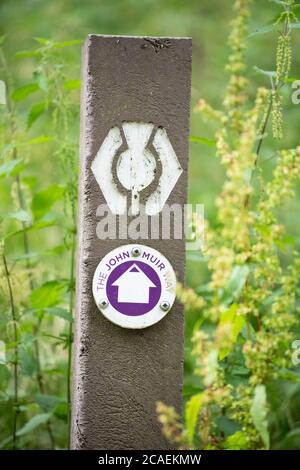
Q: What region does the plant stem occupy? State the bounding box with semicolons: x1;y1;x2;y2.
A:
1;49;34;291
33;319;56;449
1;47;55;449
255;98;273;163
245;13;290;208
1;49;33;279
67;230;75;449
2;253;19;449
55;74;76;449
42;52;77;449
14;171;55;448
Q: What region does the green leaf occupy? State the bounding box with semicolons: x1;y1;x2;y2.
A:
15;50;39;59
11;83;39;102
19;348;37;377
44;307;73;322
206;349;218;386
230;365;249;376
249;24;277;37
4;217;57;240
33;37;51;45
219;304;245;360
16;413;51;437
189;135;216;147
225;431;248;450
45;244;65;256
8;210;32;224
53;402;69;421
0;435;13;449
250;385;270;449
185;392;204;444
224;265;250;303
280;429;300;449
254;66;276;78
0;159;24;178
32;184;64;220
216;415;240;437
53;40;82;49
25;135;53;145
35;394;63;412
33;69;48;91
0;364;11;391
0;36;5;46
30;280;65;309
12;251;39;262
27;102;48;129
23;175;37;189
64;79;80;91
284;75;298;83
269;0;286;5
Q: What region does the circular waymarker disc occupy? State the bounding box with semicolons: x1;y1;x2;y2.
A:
92;244;176;329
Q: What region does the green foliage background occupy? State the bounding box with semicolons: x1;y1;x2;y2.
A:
0;0;300;450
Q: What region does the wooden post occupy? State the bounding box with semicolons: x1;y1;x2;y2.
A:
71;35;192;450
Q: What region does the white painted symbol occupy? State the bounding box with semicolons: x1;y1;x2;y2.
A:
91;122;182;215
112;264;156;303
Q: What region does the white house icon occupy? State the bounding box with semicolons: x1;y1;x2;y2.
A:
112;264;156;304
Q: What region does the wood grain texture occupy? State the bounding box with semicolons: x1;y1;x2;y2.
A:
71;35;192;450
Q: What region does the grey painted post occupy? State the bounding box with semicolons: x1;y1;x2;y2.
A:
71;35;192;450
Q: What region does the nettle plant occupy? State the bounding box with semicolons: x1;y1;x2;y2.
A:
0;38;80;449
158;0;300;450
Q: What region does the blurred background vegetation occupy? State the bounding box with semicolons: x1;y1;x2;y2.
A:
0;0;300;449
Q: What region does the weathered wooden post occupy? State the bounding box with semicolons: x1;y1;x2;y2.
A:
71;35;192;450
